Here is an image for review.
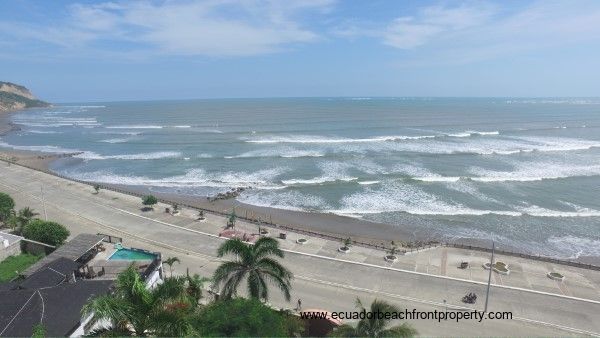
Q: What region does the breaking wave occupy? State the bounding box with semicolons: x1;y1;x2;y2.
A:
75;151;181;160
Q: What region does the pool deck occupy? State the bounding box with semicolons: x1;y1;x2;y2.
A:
87;247;153;280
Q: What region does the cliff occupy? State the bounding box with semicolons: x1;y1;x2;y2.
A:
0;81;50;112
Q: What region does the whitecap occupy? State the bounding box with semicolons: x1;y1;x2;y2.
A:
106;125;163;129
75;151;181;160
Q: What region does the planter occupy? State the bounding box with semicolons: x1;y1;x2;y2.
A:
384;255;398;262
296;238;308;245
483;262;510;275
338;246;350;253
547;272;565;281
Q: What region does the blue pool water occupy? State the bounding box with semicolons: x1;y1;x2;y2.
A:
109;248;156;260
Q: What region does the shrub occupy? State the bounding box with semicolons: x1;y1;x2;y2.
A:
0;192;15;222
142;195;158;207
193;298;301;337
22;219;70;247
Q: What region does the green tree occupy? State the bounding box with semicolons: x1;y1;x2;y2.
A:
0;192;15;223
11;207;39;234
93;184;101;194
82;266;199;336
141;195;158;209
164;256;180;277
192;298;302;337
212;237;293;301
22;219;70;246
329;298;417;337
31;324;46;338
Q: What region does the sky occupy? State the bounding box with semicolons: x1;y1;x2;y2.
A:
1;0;600;102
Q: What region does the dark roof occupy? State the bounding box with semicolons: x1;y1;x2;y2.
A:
15;258;79;290
23;234;105;276
0;280;113;337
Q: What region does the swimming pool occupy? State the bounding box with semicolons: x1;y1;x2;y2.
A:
109;248;156;261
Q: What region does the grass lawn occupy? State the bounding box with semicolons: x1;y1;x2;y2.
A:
0;253;42;282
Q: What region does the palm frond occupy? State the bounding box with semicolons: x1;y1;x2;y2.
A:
381;323;418;337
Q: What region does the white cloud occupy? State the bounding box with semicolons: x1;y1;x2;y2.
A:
5;0;334;57
382;3;495;49
338;1;600;64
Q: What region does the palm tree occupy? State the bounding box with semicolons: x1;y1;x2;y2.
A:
342;237;352;250
93;184;101;194
185;272;210;305
7;207;38;234
212;237;293;301
17;207;38;224
82;266;197;336
164;256;181;277
227;207;237;229
330;298;417;337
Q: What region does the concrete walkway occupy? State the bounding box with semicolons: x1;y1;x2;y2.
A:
1;163;599;336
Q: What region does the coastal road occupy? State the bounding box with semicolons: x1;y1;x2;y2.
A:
1;163;599;336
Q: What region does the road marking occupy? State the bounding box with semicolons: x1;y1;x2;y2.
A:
295;275;600;337
2;173;599;336
3;176;600;306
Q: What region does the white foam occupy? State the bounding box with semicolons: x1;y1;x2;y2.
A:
469;162;600;182
61;105;106;108
547;236;600;259
66;167;287;190
282;177;358;185
0;140;78;153
94;131;142;136
75;151;181;160
99;137;133;144
244;131;501;144
27;130;62;134
413;176;461;182
106;125;163;129
172;125;191;128
357;180;380;185
231;148;325;159
238;190;329;211
244;134;437;144
519;205;600;217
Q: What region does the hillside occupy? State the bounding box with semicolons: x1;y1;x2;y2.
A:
0;81;50;112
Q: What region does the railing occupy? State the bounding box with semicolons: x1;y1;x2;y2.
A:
98;233;123;244
2;157;599;271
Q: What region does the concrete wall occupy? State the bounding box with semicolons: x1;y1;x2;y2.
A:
0;241;21;261
145;263;163;289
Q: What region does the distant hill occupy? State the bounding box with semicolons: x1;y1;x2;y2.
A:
0;81;50;112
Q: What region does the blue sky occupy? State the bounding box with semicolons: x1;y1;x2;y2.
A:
1;0;600;102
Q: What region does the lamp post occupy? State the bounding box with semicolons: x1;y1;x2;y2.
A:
41;186;47;220
484;241;495;313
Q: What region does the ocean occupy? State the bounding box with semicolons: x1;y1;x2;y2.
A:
2;97;600;259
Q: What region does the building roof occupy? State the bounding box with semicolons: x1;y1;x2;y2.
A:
0;280;113;337
23;234;105;276
18;258;79;290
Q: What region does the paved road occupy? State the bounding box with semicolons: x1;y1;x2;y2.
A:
1;163;599;336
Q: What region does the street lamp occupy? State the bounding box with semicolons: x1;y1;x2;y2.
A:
484;241;495;313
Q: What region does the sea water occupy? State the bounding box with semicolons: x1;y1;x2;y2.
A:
3;98;600;258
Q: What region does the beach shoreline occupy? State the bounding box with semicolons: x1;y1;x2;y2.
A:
1;107;598;264
2;143;600;264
